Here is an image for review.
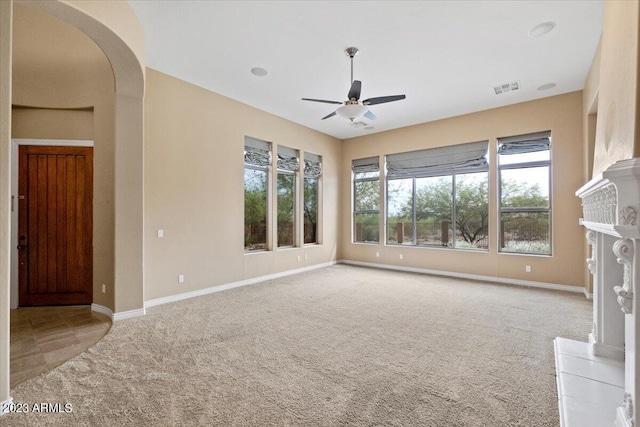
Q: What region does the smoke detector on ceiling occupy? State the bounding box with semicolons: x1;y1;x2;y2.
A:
493;81;520;95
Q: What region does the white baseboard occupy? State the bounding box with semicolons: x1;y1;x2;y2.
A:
339;259;587;296
92;303;144;321
112;308;146;321
583;289;594;300
1;397;13;416
91;304;114;321
145;260;338;309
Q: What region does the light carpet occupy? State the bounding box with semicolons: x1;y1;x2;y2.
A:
1;265;591;426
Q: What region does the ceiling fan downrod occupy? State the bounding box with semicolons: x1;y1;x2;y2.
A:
345;47;359;86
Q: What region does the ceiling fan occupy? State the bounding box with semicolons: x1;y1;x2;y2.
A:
302;47;406;122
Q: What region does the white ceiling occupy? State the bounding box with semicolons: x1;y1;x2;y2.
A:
128;0;604;140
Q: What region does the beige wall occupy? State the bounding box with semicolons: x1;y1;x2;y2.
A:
583;37;601;182
592;0;639;174
581;38;601;294
11;4;116;309
0;0;12;408
143;69;341;302
342;92;585;288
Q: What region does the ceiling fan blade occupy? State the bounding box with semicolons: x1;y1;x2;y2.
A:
347;80;362;101
321;111;337;120
363;110;377;121
363;94;406;106
302;98;343;105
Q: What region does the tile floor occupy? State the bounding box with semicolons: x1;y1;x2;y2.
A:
554;337;625;426
9;305;112;388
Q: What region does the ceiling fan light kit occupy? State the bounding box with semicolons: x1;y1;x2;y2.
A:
302;47;405;124
336;104;368;120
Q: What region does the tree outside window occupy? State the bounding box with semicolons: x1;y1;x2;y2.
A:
388;173;488;249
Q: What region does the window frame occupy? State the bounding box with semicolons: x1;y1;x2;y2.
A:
243;138;272;253
353;169;380;244
497;136;552;256
303;152;322;246
276;146;299;249
385;172;488;250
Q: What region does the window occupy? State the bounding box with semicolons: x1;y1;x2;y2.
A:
385;141;489;250
498;131;551;255
244;137;271;251
353;157;380;243
277;146;298;247
303;152;322;244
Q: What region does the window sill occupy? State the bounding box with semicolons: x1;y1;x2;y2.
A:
498;251;552;258
385;243;488;253
244;249;271;255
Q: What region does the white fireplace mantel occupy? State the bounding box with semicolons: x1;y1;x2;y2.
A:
556;158;640;427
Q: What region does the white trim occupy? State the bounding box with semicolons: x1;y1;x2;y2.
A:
553;339;566;427
145;261;337;309
10;139;94;309
11;138;94;147
1;397;13;416
583;289;594;300
339;260;586;295
91;304;114;321
113;308;146;321
589;333;625;361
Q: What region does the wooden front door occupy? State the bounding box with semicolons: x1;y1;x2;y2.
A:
18;145;93;306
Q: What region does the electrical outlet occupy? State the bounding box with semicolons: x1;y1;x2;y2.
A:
297;256;301;262
376;252;380;258
399;254;403;260
178;274;185;283
101;284;106;293
525;265;531;273
157;229;164;238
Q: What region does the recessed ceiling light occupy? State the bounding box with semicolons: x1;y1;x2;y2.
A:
537;83;556;91
528;21;556;37
251;67;268;77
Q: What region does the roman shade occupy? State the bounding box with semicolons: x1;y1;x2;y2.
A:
386;140;489;179
244;137;271;167
277;145;299;172
498;130;551;155
352;156;380;174
304;152;322;178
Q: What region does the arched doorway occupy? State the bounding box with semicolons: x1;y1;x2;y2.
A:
16;0;146;316
1;0;145;408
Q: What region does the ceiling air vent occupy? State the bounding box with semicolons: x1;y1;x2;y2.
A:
494;81;520;95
